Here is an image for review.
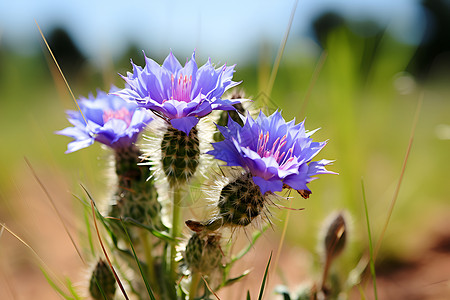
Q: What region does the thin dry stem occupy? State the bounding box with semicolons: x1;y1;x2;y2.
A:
273;196;292;275
89;199;129;300
34;19;88;126
298;51;328;118
374;92;423;260
202;275;221;300
0;223;67;291
265;0;299;101
24;157;85;265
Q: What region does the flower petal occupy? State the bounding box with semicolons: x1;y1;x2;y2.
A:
252;176;283;194
170;116;199;134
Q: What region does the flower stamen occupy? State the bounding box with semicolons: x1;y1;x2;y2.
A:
170;74;193;102
103;108;132;126
257;131;295;169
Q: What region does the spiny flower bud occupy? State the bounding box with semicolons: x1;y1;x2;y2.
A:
112;179;163;230
89;259;116;300
185;232;223;275
161;126;200;186
108;144;164;238
114;144;144;187
218;172;265;227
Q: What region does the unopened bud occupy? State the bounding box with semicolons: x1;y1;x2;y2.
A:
89;259;116;300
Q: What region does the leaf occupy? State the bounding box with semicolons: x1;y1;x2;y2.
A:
121;217;173;242
40;267;73;300
232;225;268;263
120;220;156;300
362;179;378;300
221;270;251;288
258;252;272;300
65;277;82;300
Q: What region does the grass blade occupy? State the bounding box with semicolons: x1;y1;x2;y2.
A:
40;267;74;300
258;252;273;300
298;51;328;118
221;270;251;288
232;225;268;263
83;209;96;256
265;0;299;100
1;223;72;298
84;187;130;300
121;217;173;242
24;157;85;265
35;19;88;126
65;277;82;300
119;220;156;300
374;93;423;260
361;179;378;300
273;197;292;279
202;275;221;300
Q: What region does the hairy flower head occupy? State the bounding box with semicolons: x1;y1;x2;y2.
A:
113;51;244;134
208;110;336;195
56;87;153;153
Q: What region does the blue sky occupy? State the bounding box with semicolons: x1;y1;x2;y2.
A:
0;0;424;65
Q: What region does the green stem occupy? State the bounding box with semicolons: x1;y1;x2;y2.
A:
170;187;182;281
140;230;158;295
189;272;202;299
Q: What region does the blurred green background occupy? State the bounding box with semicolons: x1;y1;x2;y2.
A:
1;1;450;299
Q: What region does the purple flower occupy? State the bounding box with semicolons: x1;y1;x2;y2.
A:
208;111;336;195
56;87;153;153
113;51;243;134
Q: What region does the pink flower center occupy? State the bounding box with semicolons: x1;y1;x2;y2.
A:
170;74;193;102
103;107;132;126
257;131;295;170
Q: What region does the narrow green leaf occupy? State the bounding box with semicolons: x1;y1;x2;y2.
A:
258;252;272;300
357;283;367;300
122;217;173;242
83;208;95;256
221;270;251;288
65;277;82;300
120;220;156;300
361;179;378;300
232;225;268;263
247;290;251;300
40;267;73;300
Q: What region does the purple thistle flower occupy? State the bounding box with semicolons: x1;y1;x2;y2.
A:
208;110;336;195
56;87;153;153
113;51;243;134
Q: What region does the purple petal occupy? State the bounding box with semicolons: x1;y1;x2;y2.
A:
170;116;199;134
66;138;95;153
207;141;243;167
162;51;182;73
283;164;310;190
252;176;283;194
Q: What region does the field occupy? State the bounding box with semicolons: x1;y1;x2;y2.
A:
1;23;450;299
